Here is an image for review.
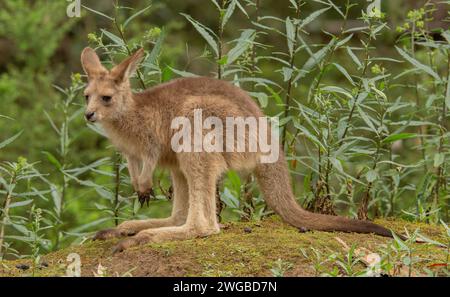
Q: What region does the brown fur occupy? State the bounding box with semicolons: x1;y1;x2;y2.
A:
81;48;396;253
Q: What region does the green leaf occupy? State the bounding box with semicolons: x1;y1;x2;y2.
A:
446;69;450;109
335;34;353;48
301;38;336;74
330;157;344;173
42;151;62;170
222;0;236;28
69;217;111;233
217;55;228;65
365;169;378;183
221;187;240;209
395;46;441;81
293;123;325;150
442;30;450;44
144;28;166;67
50;185;62;216
226;170;241;192
64;172;102;188
249;92;268;108
281;67;293;82
286;17;295;56
382;133;418;144
124;4;152;28
237;77;280;88
44;111;60;135
161;66;173;82
265;86;283;106
11;224;30;236
392;231;409;251
94;203;109;210
210;0;221;10
346;47;362;68
300;7;330;29
181;13;218;56
433;153;444;168
371;85;387;101
168;67;198;78
0;115;14;121
441;220;450;237
322;86;353;99
289;0;298;9
226;29;255;65
325;0;345;17
416;233;445;248
82;5;114;20
234;0;249;18
101;29;125;47
0;131;23;149
9;199;33;208
357;106;377;133
333;63;355;85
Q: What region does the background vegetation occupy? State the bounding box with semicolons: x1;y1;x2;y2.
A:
0;0;449;274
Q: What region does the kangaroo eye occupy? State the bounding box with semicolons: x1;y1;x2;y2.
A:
85;95;89;102
102;96;112;103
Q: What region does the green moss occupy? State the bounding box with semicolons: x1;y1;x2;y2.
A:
0;217;448;277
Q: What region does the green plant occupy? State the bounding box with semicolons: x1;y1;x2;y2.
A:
42;74;85;251
28;206;48;276
0;158;48;259
270;258;293;277
219;171;270;221
396;3;449;222
330;244;365;276
300;247;334;276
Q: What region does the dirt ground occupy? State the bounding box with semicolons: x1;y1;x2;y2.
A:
0;217;448;277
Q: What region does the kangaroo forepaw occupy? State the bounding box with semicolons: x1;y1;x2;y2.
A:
138;188;155;207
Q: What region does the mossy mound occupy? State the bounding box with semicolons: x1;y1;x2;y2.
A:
0;217;447;277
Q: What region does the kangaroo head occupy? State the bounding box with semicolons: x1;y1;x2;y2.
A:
80;47;144;123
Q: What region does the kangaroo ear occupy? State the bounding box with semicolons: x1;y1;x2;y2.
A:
110;48;145;84
81;47;107;77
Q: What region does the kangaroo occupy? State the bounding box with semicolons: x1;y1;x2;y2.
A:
81;47;397;253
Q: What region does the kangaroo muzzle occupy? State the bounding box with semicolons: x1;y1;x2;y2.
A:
85;111;97;122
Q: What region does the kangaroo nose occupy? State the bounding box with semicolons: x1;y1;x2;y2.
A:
85;112;96;122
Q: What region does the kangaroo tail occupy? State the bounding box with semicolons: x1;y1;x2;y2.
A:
255;152;395;238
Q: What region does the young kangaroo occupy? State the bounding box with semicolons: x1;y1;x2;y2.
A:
81;47;396;253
